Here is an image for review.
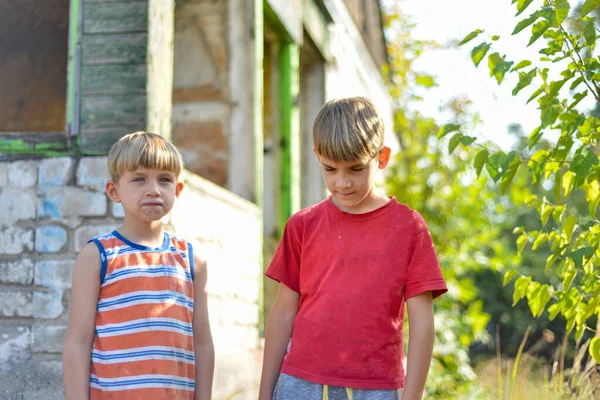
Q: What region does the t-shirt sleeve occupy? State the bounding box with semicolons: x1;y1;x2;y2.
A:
265;213;303;293
404;213;448;300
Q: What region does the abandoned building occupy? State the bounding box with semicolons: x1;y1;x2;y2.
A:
0;0;394;398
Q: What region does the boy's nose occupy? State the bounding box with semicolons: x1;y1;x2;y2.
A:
335;179;351;188
147;182;161;196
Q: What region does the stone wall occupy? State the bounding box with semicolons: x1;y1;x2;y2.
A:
0;156;262;399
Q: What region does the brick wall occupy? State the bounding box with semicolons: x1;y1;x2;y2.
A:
0;156;262;399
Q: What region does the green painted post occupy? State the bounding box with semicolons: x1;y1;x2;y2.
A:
279;42;301;230
66;0;82;138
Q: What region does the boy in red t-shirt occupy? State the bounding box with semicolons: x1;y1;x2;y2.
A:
258;97;448;400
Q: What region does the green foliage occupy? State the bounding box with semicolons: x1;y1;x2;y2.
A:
457;0;600;365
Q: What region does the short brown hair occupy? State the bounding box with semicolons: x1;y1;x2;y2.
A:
107;131;184;181
313;97;384;163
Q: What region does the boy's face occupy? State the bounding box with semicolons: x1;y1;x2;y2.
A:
316;147;391;213
106;168;184;223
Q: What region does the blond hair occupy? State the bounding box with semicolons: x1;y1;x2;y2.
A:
107;131;184;181
313;97;385;164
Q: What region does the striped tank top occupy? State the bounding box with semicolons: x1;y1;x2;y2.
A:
88;230;196;399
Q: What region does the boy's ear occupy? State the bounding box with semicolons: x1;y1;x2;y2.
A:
105;180;121;203
312;148;320;162
378;146;391;169
175;181;184;197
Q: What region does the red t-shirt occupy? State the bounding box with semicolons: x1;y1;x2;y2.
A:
265;197;447;389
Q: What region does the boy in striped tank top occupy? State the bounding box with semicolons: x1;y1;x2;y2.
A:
63;131;214;400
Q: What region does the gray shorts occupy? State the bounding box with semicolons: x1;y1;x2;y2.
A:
272;373;403;400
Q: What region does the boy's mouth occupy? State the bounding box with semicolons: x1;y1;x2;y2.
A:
142;201;163;207
337;192;355;196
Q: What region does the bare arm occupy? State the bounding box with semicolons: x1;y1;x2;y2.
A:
192;252;214;400
258;284;300;400
63;243;101;400
402;291;435;400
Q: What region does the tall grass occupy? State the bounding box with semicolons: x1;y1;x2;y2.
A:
476;326;599;399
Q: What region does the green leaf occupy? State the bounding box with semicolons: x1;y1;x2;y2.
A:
581;0;600;18
527;283;552;317
569;76;585;90
584;21;596;45
492;35;500;41
527;127;543;150
516;0;535;16
512;60;532;71
512;11;540;34
590;337;600;364
474;150;489;178
472;43;491;67
513;69;536;95
563;215;577;242
527;88;543;104
488;53;513;84
503;270;517;286
548;303;561;320
569;247;595;268
532;232;548;250
437;123;460;139
553;0;571;26
513;275;531;306
517;234;528;256
528;20;551;46
459;29;484;45
562;171;575;197
562;267;577;290
486;152;508;182
541;201;553;225
501;159;521;195
448;133;463;154
416;74;437;88
459;136;477;146
541;105;560;128
584;180;600;216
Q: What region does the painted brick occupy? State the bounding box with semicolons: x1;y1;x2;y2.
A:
0;325;32;365
0;226;34;255
35;260;74;290
38;187;107;218
0;259;34;285
77;157;109;188
35;226;68;253
112;202;125;218
8;160;38;188
0;163;8;187
32;291;63;319
32;324;66;353
38;157;74;186
0;188;37;223
0;291;33;317
74;224;119;251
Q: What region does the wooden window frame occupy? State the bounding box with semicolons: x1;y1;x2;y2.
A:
0;0;82;160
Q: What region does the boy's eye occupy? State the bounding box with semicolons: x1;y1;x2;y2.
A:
133;177;145;182
159;178;172;183
324;167;335;172
351;168;364;172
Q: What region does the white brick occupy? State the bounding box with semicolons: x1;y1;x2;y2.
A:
35;226;68;253
0;188;37;223
8;160;37;188
38;187;107;218
33;291;63;319
0;163;8;187
0;325;31;365
0;291;33;317
77;157;109;188
74;224;119;251
35;260;74;290
112;202;125;218
0;259;34;285
0;226;34;255
38;157;73;186
32;324;66;353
